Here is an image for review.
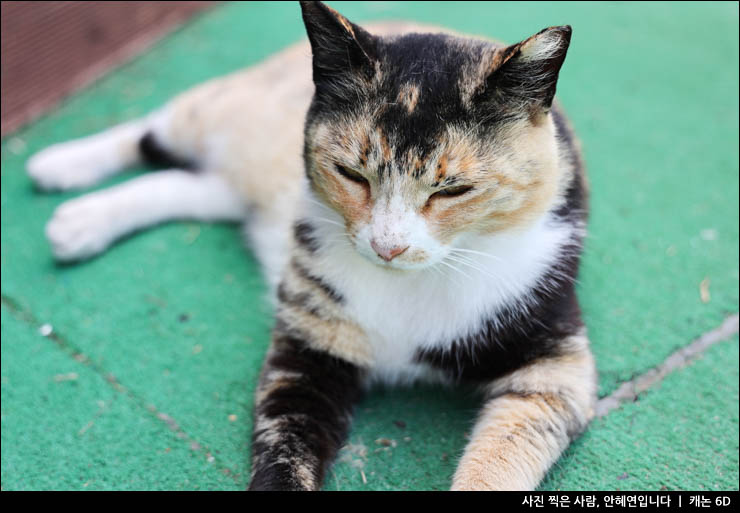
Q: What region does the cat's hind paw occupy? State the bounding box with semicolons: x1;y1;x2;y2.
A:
27;143;112;192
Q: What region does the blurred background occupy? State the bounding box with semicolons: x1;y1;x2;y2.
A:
1;1;216;136
1;1;738;491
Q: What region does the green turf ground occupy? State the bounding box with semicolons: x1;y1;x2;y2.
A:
1;1;738;490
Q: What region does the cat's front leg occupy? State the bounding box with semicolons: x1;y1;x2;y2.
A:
249;331;365;490
249;255;370;490
451;332;597;491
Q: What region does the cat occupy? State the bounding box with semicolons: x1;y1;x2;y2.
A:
26;1;596;491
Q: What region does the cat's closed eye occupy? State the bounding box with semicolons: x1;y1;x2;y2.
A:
429;184;474;200
334;163;368;185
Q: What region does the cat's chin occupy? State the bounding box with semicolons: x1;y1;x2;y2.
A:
357;250;440;273
371;259;427;272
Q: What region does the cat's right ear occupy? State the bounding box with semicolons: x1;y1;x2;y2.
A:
476;26;572;117
300;1;377;90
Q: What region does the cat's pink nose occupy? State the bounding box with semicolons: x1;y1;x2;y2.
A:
371;240;409;262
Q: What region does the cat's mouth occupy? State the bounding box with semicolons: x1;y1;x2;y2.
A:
354;239;434;271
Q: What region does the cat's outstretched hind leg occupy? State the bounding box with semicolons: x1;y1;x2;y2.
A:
46;170;246;261
26;106;187;191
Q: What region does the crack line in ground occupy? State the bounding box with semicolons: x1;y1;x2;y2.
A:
595;313;739;418
1;292;243;485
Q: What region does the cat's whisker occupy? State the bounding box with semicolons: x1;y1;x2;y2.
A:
434;260;456;280
445;252;497;274
305;195;331;209
443;254;496;280
310;216;346;228
446;251;525;294
321;235;354;247
443;254;519;295
449;247;504;263
323;238;353;247
428;263;448;280
305;196;343;217
437;258;474;282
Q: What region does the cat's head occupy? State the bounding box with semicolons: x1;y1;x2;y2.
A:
300;1;572;270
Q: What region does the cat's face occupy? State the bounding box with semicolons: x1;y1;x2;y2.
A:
301;2;572;270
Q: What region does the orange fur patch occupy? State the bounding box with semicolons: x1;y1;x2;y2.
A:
377;129;392;161
435;154;448;182
396;83;420;113
424;118;566;238
358;135;371;167
451;393;568;490
277;303;372;367
452;336;596;490
312;157;371;236
325;4;356;37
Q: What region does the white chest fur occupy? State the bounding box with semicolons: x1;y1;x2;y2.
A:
305;201;576;385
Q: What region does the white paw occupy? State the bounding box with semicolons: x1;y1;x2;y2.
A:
45;195;120;261
27;142;111;191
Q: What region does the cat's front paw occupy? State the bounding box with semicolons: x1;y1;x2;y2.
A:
45;196;120;261
248;461;316;491
450;476;505;491
451;463;528;491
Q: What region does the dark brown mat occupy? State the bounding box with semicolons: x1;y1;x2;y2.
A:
1;1;217;137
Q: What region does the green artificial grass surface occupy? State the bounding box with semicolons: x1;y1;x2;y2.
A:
540;336;739;491
1;303;234;490
1;1;738;490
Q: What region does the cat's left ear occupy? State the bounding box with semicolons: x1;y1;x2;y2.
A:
480;26;572;114
299;1;377;88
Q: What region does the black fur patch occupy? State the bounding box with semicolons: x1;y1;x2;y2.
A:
482;26;572;112
373;34;481;160
300;1;378;107
277;282;314;312
248;457;305;491
293;220;320;253
138;132;196;170
551;106;588;223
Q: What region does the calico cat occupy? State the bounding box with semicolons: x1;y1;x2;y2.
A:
26;2;596;490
